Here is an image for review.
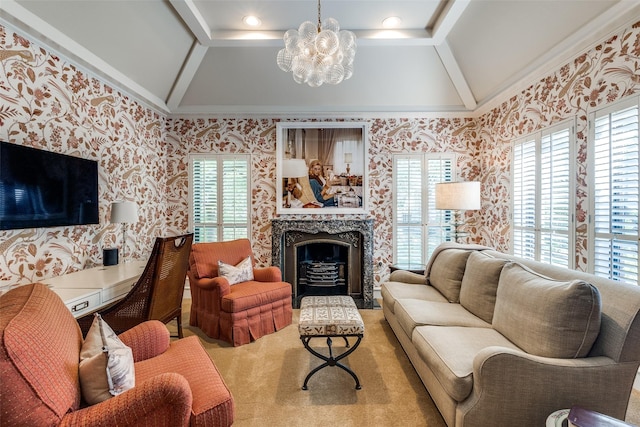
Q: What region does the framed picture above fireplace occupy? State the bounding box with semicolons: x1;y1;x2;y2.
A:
276;122;368;215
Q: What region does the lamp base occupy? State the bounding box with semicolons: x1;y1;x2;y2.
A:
103;248;119;266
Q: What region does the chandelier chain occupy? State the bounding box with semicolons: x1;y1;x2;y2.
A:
317;0;321;33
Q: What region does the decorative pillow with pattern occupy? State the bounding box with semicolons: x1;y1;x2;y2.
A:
218;256;254;285
79;314;135;405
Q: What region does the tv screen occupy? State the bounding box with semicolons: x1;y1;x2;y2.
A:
0;142;99;230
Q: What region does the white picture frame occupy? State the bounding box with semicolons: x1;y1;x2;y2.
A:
276;122;368;215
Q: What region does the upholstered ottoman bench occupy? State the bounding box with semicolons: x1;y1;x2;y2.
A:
298;295;365;390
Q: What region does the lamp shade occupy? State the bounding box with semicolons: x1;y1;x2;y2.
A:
435;182;481;210
344;153;353;163
282;159;308;178
110;201;138;224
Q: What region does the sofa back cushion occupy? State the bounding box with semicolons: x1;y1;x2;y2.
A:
428;249;471;302
493;263;602;358
459;252;508;323
0;283;83;425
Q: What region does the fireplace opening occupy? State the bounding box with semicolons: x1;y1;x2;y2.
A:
297;242;348;304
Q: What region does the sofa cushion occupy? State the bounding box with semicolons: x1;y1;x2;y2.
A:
395;299;491;337
412;325;521;402
493;262;601;358
381;282;448;314
79;314;136;405
459;252;509;323
428;249;472;302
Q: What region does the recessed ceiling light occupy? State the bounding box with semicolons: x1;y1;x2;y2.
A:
243;15;262;27
382;16;402;29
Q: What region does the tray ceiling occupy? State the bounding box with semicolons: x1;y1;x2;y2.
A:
1;0;638;116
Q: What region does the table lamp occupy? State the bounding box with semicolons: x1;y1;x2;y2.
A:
282;159;308;207
435;181;481;242
344;152;352;176
110;201;138;262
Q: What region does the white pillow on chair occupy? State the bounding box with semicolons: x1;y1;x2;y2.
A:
218;256;254;285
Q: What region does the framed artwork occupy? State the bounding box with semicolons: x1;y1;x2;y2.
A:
276;122;368;215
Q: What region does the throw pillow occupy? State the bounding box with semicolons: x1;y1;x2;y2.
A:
219;256;254;285
428;249;472;302
492;262;601;358
459;251;508;323
79;314;135;405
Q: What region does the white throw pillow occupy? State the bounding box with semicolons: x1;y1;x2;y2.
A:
218;256;254;285
79;314;135;405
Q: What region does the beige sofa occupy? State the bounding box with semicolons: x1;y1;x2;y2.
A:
381;243;640;427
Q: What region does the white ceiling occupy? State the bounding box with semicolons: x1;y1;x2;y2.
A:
1;0;639;116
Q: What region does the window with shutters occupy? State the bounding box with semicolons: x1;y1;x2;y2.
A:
589;97;639;285
393;154;455;267
188;154;250;243
512;120;574;267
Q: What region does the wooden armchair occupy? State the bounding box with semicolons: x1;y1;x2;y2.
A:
77;233;193;338
188;238;293;346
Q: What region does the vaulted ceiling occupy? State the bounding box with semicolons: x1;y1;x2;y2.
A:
2;0;639;116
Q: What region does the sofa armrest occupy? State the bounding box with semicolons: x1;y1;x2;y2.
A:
61;373;192;427
118;320;170;362
389;270;426;284
457;346;638;427
253;266;282;282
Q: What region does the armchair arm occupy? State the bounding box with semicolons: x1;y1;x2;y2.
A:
118;320;170;362
61;373;192;427
187;271;231;296
389;270;426;284
457;346;638;427
253;266;282;282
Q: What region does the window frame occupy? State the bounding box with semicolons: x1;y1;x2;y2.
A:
587;96;639;284
511;119;576;268
188;153;251;243
392;153;456;267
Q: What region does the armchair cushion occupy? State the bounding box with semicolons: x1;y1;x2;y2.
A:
191;240;254;279
79;314;135;405
219;256;254;285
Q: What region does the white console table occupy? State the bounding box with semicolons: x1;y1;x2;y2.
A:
41;261;146;318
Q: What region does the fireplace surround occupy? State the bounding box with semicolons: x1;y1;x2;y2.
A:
271;219;374;308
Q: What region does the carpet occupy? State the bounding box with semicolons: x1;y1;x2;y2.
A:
175;300;640;427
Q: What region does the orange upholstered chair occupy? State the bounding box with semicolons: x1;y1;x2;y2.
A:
188;239;293;346
0;283;234;427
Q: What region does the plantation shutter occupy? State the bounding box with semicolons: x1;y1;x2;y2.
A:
592;100;639;284
513;138;536;260
393;154;454;267
540;127;571;266
394;156;423;266
190;155;250;243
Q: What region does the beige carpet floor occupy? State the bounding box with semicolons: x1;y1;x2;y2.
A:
174;300;640;427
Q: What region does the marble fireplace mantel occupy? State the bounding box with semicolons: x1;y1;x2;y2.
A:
271;218;374;309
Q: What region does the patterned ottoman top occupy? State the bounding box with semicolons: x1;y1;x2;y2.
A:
299;296;365;336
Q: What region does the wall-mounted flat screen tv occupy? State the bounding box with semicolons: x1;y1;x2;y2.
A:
0;141;99;230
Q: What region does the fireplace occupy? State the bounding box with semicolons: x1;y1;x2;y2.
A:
272;219;374;308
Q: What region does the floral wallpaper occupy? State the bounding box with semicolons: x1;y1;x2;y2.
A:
1;19;639;289
478;21;640;271
0;25;169;289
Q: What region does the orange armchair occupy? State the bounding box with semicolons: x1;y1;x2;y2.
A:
0;283;234;427
188;239;293;346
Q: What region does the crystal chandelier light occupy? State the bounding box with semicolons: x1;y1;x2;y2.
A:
276;0;356;87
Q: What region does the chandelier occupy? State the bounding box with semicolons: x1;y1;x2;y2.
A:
276;0;356;87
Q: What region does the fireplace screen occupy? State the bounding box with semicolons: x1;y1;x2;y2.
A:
297;242;349;301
